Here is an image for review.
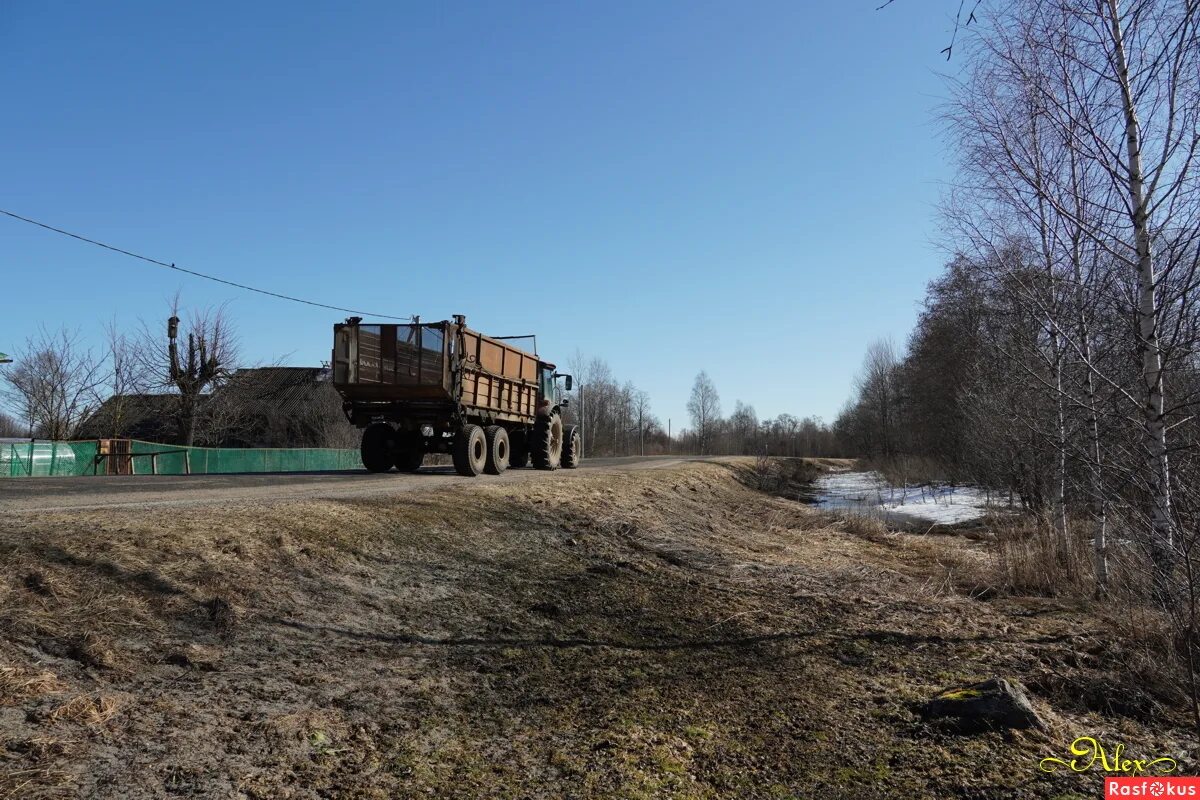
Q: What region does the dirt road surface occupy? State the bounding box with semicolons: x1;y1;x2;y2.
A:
0;456;704;513
0;459;1190;798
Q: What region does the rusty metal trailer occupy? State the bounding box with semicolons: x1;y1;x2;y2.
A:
332;315;578;476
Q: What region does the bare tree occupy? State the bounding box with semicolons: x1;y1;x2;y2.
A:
139;298;239;446
687;371;721;455
0;412;23;438
729;400;759;455
1;327;104;440
204;367;358;448
941;0;1200;592
563;352;832;458
91;318;151;439
835;0;1200;729
1097;0;1199;578
632;388;652;456
857;339;902;458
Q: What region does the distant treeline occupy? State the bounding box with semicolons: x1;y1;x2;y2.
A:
565;354;840;459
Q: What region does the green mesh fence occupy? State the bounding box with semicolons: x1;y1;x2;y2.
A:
2;439;363;477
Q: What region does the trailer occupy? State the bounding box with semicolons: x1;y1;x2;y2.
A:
331;315;578;476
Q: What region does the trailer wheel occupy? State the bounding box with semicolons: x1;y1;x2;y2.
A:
483;425;509;475
509;429;529;468
452;424;487;477
394;431;425;473
562;424;581;469
530;411;563;470
361;423;395;473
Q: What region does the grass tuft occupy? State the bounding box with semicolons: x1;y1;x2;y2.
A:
48;693;123;725
0;664;64;703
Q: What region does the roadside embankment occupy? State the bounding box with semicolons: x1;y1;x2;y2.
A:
0;458;1189;798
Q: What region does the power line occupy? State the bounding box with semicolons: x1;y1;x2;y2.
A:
0;208;413;321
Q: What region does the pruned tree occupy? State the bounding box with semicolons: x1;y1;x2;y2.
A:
139;298;239;446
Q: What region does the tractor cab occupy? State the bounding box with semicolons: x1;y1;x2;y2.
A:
538;363;572;408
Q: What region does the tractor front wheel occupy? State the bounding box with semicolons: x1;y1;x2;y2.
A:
530;412;563;470
562;424;581;469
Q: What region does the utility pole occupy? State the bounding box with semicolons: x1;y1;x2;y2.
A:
668;418;671;455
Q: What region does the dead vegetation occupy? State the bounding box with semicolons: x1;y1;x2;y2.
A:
47;694;122;726
0;458;1194;798
0;665;63;704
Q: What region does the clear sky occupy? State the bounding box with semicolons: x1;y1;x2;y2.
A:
1;1;961;431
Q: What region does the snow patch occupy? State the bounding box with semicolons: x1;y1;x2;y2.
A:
810;471;1008;526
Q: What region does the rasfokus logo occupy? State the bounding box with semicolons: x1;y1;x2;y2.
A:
1106;777;1200;797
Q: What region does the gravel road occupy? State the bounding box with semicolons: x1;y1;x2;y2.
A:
0;455;710;512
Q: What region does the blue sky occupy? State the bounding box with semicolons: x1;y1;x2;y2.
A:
1;2;960;430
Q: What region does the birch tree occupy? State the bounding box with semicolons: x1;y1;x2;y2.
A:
687;371;721;455
632;388;652;456
942;0;1200;592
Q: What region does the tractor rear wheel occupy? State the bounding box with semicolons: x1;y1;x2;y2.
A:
360;423;395;473
394;431;425;473
530;411;563;470
484;425;509;475
509;429;529;468
452;424;487;477
562;424;581;469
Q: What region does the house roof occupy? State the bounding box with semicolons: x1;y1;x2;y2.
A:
218;367;334;416
77;367;345;445
77;393;180;441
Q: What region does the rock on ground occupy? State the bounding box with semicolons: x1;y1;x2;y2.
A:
922;677;1047;731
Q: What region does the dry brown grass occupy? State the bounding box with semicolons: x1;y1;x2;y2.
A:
842;505;1194;720
48;692;123;725
0;664;64;703
993;517;1097;597
990;513;1163;609
0;766;73;800
835;512;890;542
728;456;824;495
0;458;1193;798
0;558;166;648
